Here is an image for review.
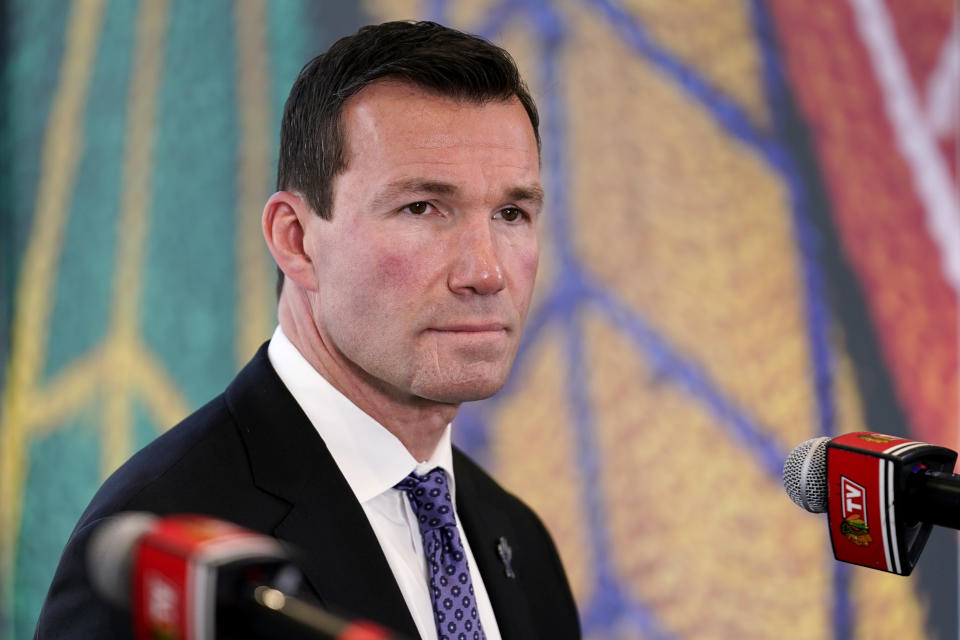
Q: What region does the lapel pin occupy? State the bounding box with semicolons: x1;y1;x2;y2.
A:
496;536;516;579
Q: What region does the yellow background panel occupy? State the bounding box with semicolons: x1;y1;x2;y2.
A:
584;310;831;639
850;568;929;640
489;327;594;607
364;0;506;32
564;5;817;453
622;0;771;127
446;0;515;32
363;0;419;22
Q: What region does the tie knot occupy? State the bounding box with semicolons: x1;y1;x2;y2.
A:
395;468;456;531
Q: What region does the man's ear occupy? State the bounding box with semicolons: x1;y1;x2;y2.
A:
262;191;320;292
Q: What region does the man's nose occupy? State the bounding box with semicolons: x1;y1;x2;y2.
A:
448;219;505;296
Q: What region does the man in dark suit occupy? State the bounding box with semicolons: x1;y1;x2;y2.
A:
35;21;579;639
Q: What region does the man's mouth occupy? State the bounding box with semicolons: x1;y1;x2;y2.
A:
429;323;506;333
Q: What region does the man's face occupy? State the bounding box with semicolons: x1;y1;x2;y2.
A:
302;80;542;405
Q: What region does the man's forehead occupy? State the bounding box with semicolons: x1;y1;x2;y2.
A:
341;80;535;152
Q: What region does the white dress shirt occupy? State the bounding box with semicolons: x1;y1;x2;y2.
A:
267;326;502;640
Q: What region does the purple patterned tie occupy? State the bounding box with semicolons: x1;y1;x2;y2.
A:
396;468;486;640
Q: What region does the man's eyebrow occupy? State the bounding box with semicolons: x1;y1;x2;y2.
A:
372;179;544;208
373;179;458;207
507;184;544;205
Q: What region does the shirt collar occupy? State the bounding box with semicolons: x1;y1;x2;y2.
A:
266;326;456;503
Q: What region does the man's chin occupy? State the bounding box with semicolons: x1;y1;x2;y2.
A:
412;371;509;405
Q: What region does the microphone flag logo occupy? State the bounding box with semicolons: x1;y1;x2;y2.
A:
839;477;872;547
858;433;895;445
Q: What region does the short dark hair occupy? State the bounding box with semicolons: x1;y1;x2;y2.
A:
274;21;540;295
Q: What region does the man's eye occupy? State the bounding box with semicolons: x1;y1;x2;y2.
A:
497;207;525;222
403;202;431;215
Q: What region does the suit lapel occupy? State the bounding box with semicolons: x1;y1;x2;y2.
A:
271;463;418;637
226;345;418;637
454;451;539;639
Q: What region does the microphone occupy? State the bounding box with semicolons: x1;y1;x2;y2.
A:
782;431;959;576
87;512;408;640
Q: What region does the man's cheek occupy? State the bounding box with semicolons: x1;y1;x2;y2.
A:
523;249;539;280
376;254;412;282
338;251;423;323
375;250;432;290
515;249;539;295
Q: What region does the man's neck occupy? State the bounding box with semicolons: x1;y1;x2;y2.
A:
277;294;458;462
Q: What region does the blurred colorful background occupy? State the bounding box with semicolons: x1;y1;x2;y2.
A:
2;0;957;638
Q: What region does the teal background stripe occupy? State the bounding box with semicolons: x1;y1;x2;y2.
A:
2;3;365;636
44;0;135;381
144;0;241;405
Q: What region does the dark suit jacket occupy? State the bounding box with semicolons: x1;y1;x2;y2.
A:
34;344;581;639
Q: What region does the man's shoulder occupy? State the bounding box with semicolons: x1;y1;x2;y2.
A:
34;345;328;639
77;344;292;528
33;392;255;640
78;393;243;521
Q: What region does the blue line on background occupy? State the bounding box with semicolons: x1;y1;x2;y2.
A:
534;2;642;634
587;277;788;478
749;2;846;638
748;0;836;439
582;0;782;167
577;0;836;486
423;0;448;24
474;0;528;41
